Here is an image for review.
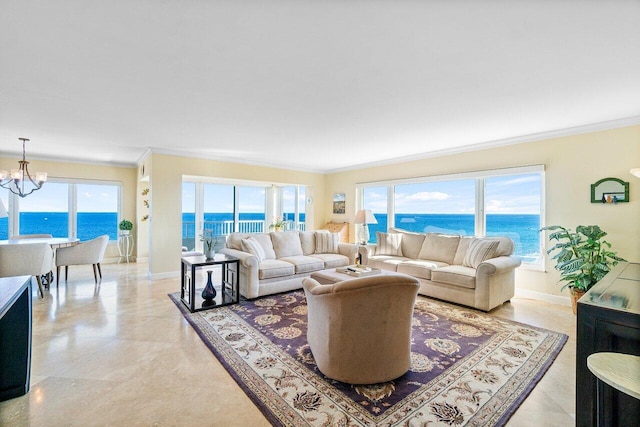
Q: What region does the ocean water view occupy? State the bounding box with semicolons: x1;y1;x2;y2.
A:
1;212;540;263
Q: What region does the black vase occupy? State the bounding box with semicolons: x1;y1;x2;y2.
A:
201;270;217;301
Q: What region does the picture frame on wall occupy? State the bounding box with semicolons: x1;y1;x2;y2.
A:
333;193;345;214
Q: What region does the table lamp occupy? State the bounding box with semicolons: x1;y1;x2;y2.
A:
354;209;377;245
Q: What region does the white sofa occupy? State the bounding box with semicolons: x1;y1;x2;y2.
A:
221;231;358;299
359;228;522;311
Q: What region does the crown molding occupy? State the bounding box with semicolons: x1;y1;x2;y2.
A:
0;151;136;169
325;115;640;174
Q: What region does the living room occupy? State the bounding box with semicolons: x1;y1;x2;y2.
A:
1;1;639;425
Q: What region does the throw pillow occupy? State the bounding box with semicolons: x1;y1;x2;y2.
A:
376;232;403;256
314;231;339;254
271;231;304;258
463;238;500;268
241;237;266;262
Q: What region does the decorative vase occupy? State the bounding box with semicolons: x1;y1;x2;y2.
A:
201;270;217;301
205;249;215;259
570;287;586;315
120;230;130;236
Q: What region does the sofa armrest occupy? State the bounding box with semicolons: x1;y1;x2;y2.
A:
476;256;522;276
337;243;358;264
220;248;260;299
358;244;377;265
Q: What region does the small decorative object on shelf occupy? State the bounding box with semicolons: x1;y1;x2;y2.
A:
201;270;217;302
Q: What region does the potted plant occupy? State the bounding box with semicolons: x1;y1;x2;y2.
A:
269;216;287;232
119;219;133;235
541;224;626;314
200;230;225;259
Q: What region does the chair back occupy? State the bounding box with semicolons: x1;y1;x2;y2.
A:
303;273;419;384
0;242;54;277
56;235;109;266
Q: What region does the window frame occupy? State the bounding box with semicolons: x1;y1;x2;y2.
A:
5;178;123;241
357;165;545;269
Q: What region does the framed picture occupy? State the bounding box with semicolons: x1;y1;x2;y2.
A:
333;193;345;214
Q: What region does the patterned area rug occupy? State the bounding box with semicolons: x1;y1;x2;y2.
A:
169;291;566;426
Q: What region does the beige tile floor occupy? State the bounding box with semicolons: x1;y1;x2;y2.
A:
0;262;576;426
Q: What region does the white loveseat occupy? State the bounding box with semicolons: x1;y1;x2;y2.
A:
221;231;358;299
359;228;522;311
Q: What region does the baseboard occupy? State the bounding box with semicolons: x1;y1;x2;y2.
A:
514;288;571;307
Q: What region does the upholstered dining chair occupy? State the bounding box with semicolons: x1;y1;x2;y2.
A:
55;235;109;285
0;242;54;298
302;273;420;384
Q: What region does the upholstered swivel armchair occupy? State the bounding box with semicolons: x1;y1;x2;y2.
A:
302;273;420;384
0;242;54;298
55;235;109;285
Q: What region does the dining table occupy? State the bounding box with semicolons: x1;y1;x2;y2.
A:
0;237;80;247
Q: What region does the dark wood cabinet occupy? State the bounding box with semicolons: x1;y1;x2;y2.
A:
0;276;32;402
576;262;640;426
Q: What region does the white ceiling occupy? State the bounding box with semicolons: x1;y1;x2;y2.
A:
1;0;639;173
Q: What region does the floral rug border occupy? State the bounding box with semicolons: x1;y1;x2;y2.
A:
169;292;567;426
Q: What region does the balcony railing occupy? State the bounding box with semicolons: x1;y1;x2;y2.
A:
182;220;305;250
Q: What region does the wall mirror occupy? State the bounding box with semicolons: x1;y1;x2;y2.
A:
591;177;629;203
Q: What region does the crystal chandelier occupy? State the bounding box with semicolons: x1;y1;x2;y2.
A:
0;138;48;197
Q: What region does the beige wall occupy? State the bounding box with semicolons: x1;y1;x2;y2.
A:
147;153;326;278
325;125;640;300
3;125;637;301
0;156;138;259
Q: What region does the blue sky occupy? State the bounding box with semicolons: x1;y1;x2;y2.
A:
365;173;541;214
2;183;118;212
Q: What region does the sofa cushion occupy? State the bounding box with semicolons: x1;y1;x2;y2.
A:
271;231;304;258
226;233;250;251
309;253;350;269
241;237;266;262
368;255;410;272
299;231;316;255
389;228;426;259
376;232;403;256
279;255;325;274
418;233;460;264
397;259;448;280
258;259;295;279
315;231;339;254
453;236;473;265
463;238;499;268
251;233;276;260
431;265;476;289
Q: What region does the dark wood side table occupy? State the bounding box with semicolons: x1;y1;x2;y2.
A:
576;262;640;426
180;254;240;312
0;275;32;402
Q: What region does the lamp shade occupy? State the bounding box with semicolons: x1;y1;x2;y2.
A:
0;199;7;218
631;168;640;178
354;209;378;225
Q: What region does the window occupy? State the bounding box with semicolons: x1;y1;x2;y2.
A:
394;180;475;236
282;185;307;231
2;180;122;241
485;173;542;263
183;179;308;251
77;184;119;240
237;186;266;233
0;190;8;240
182;182;196;250
357;166;544;267
362;186;387;243
19;182;69;237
